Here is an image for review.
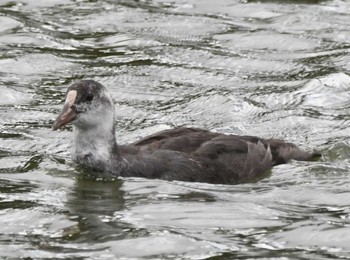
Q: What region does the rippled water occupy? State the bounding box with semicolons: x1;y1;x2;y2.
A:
1;0;350;259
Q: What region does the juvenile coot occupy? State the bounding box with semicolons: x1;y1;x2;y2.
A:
53;80;319;184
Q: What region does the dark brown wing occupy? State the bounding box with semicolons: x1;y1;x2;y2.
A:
130;127;320;183
191;134;320;182
191;135;271;182
132;127;221;153
132;127;319;163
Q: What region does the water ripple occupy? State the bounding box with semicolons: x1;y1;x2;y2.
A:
1;0;350;259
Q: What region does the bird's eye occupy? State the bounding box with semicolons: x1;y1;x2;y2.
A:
86;94;94;102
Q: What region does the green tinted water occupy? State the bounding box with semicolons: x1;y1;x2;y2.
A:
1;0;350;259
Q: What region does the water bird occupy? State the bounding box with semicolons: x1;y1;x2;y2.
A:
53;80;319;184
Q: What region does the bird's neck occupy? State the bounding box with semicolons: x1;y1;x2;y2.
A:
71;123;121;172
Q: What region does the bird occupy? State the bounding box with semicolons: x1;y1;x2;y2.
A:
52;80;320;185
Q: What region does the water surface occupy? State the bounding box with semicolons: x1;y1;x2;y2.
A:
1;0;350;259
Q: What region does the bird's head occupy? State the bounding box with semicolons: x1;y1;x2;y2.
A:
53;80;115;131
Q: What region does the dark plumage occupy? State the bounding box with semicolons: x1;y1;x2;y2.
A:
53;80;320;184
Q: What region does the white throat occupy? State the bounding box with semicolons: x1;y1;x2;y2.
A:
71;114;116;170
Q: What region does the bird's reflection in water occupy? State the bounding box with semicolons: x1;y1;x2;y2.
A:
64;176;133;243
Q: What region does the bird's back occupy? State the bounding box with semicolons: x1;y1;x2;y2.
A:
130;127;320;183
